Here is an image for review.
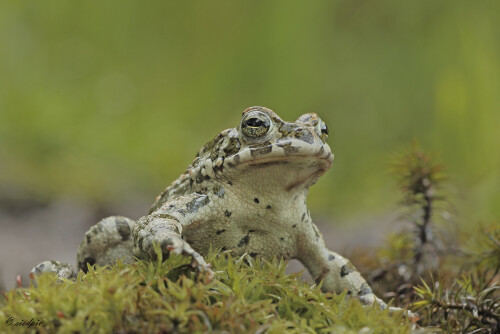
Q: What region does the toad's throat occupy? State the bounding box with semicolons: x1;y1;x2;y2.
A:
224;156;330;194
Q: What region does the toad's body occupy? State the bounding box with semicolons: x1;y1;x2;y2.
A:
33;107;389;308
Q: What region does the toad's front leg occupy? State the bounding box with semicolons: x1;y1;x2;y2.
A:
296;222;416;317
133;194;214;278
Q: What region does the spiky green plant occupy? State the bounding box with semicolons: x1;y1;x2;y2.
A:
357;143;454;308
354;143;500;333
391;142;454;271
465;226;500;273
413;271;500;333
412;225;500;333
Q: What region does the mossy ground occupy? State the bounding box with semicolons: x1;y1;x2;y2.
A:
3;146;498;333
0;248;412;334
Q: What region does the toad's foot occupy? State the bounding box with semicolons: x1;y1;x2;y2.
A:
134;216;214;279
77;216;136;272
359;292;419;322
297;223;417;320
30;260;76;281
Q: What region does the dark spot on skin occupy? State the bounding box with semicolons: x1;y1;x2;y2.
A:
227;162;236;168
115;218;131;241
216;229;226;235
316;146;324;156
250;145;272;157
213;160;224;174
86;235;91;244
278;122;297;137
254;198;259;204
301;213;306;222
250;140;272;149
204;174;211;181
358;283;372;296
198;133;224;162
294;129;315;144
195;170;204;183
214;186;225;198
249;230;255;233
325;152;332;160
266;205;271;209
227;181;233;185
233;154;240;164
340;265;353;277
225;210;232;217
328;254;335;261
223;137;241;156
276;141;300;155
183;195;210;215
138;237;144;251
347;290;352;295
292;224;296;228
238;235;250;247
314;228;320;241
34;263;46;273
280;237;284;241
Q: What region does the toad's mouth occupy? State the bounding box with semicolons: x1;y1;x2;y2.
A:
223;153;333;192
222;140;334;171
216;138;334;191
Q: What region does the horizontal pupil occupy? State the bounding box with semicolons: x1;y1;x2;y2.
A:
245;118;266;127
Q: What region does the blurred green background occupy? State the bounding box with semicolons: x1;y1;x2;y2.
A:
1;1;499;224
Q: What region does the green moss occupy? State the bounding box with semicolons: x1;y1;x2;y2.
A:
0;249;410;333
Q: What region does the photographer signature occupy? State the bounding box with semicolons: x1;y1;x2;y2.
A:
5;317;44;328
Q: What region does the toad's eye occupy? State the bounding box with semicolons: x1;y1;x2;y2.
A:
316;120;329;141
320;123;328;136
240;111;272;138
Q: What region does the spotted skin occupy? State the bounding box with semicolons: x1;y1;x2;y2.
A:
76;216;135;272
31;260;75;281
31;106;413;317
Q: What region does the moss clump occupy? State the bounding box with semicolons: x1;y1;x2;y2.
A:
0;248;411;333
